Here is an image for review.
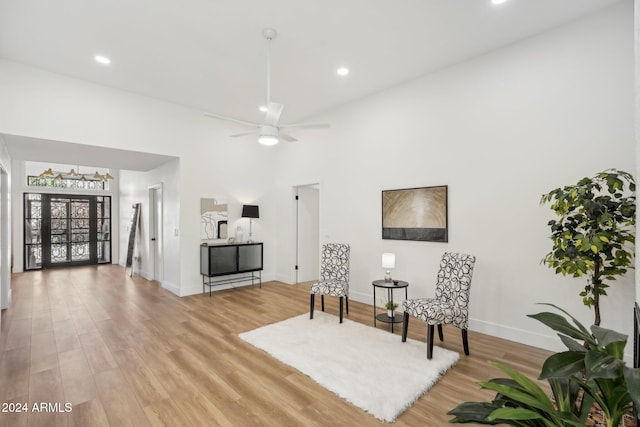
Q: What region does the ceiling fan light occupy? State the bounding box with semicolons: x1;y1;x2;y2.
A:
258;135;278;146
95;55;111;65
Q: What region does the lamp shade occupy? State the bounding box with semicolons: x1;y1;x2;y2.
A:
381;253;395;269
242;205;260;219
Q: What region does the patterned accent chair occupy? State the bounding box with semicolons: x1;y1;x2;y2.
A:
401;252;476;359
310;243;350;323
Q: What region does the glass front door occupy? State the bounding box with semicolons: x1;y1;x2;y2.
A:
24;194;111;270
49;197;90;265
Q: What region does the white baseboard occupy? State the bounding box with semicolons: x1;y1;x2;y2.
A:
470;318;565;353
181;272;275;297
470;318;634;365
137;269;151;281
349;291;635;363
180;280;260;297
3;288;11;309
161;280;180;296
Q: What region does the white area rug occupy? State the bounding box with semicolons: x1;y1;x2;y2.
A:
239;311;459;422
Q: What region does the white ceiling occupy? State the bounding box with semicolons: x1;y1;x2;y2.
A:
0;0;624;167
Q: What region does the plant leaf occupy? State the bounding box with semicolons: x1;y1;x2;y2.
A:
590;325;627;358
486;407;543;421
531;304;592;338
447;401;503;424
539;351;585;379
485;361;555;412
584;351;624;380
623;366;640;411
558;334;587;352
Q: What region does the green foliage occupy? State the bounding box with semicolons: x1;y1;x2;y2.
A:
541;169;635;326
384;300;398;311
448;304;640;426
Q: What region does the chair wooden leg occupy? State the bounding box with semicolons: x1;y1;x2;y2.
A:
339;297;344;323
346;296;349;314
462;329;469;355
321;295;325;311
401;312;409;342
310;294;315;319
427;324;435;359
437;324;444;341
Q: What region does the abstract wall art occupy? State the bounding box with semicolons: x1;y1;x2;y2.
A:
382;185;448;242
200;197;228;240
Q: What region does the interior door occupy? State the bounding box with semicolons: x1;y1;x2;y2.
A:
148;184;163;281
295;185;320;283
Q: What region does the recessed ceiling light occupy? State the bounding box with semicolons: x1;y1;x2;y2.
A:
94;55;111;65
259;105;269;112
491;0;509;4
336;67;349;77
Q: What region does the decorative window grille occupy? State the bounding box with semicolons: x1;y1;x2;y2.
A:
27;176;108;191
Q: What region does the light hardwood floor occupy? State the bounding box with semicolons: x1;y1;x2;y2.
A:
0;265;552;426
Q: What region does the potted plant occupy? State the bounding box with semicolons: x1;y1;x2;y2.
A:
385;300;398;318
540;169;635;326
447;304;640;426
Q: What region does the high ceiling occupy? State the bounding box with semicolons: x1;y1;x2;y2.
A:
0;0;623;127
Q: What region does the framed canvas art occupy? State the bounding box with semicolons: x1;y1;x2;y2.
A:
200;197;228;240
382;185;448;242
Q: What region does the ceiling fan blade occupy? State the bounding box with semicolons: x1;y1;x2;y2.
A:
264;102;283;126
204;112;259;127
230;130;259;138
279;123;330;129
279;133;298;143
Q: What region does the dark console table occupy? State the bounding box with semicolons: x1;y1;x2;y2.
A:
200;242;263;296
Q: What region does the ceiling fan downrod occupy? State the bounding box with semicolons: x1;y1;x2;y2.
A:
262;28;277;107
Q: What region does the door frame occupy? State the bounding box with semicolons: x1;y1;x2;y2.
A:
0;167;9;311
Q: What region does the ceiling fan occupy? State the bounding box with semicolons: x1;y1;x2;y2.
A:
204;28;330;146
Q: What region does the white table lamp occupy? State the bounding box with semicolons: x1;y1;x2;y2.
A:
381;253;395;282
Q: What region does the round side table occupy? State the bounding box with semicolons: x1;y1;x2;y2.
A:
372;279;408;333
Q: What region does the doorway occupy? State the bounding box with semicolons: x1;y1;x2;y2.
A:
24;193;111;270
148;184;163;282
295;184;320;284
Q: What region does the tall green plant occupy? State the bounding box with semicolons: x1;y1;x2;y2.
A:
448;304;640;426
540;169;635;326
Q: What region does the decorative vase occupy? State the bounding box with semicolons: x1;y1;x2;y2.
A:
235;225;243;243
387;309;394;319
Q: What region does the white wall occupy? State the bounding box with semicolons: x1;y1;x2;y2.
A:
119;159;181;292
274;1;635;355
0;137;12;317
0;57;279;297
